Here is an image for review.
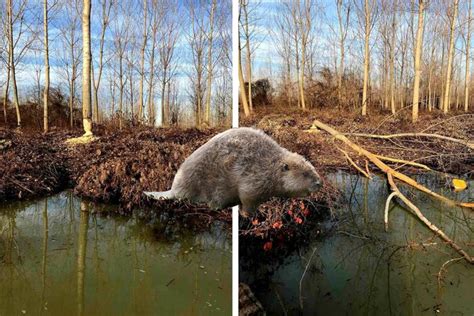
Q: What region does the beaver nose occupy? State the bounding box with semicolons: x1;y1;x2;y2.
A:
310;179;322;191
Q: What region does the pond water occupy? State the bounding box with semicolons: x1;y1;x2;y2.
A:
241;172;474;316
0;192;231;315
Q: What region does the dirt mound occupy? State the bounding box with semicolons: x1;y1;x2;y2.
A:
74;141;192;208
0;129;71;200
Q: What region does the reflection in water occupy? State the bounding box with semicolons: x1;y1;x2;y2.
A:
77;202;89;316
0;192;231;315
241;172;474;315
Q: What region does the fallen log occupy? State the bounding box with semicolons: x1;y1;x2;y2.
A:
344;132;474;150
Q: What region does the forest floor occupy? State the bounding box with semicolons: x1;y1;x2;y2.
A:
1;107;472;236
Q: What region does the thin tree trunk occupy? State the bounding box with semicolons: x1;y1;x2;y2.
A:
242;1;253;112
93;0;110;124
43;0;50;133
361;0;371;116
465;0;472;112
412;0;425;123
239;38;250;117
443;0;459;113
119;53;123;130
204;0;216;125
147;28;156;126
138;0;147;122
389;4;396;114
7;0;21;128
82;0;92;135
3;53;10;125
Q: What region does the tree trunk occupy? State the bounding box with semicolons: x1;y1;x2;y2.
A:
204;0;216;126
93;0;110;124
412;0;425;123
7;0;21;128
138;0;147;122
361;0;371;116
3;52;10;125
465;0;472;112
43;0;50;133
147;32;156;126
239;38;250;117
389;3;396;114
443;0;459;113
82;0;92;136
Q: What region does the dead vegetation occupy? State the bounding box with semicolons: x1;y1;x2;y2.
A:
240;107;473;262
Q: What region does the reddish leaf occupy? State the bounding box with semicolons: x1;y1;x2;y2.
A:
263;241;273;251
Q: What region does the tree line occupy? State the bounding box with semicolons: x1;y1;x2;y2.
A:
240;0;473;122
0;0;231;133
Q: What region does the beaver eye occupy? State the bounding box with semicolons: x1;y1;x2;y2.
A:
303;171;309;177
282;163;289;171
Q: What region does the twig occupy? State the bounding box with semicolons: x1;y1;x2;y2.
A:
336;146;371;178
299;247;318;311
375;154;431;171
437;257;464;288
384;192;397;232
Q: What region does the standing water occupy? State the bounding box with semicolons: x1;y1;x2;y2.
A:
0;192;231;315
241;172;473;315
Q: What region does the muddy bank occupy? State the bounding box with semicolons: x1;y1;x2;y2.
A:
0;127;231;223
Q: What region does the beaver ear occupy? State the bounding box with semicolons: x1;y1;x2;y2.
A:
282;163;289;171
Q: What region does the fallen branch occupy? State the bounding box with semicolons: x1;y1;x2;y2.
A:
387;174;472;264
384;192;397;231
311;119;473;264
312;120;474;209
336;147;371;178
345;132;474;150
375;154;431;171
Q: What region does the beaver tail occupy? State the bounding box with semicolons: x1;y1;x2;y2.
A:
143;190;175;200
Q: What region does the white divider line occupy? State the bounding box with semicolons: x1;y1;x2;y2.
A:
232;0;239;315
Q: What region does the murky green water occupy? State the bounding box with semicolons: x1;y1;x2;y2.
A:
241;172;474;315
0;192;231;315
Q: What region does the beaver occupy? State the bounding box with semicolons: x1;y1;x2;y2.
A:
144;127;322;216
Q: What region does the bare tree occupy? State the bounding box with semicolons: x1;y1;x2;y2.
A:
138;0;148;122
82;0;92;135
412;0;425;123
43;0;50;132
92;0;112;123
464;0;472;112
336;0;351;105
158;0;180;127
6;0;28;127
443;0;459;113
59;0;81;129
356;0;377;116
